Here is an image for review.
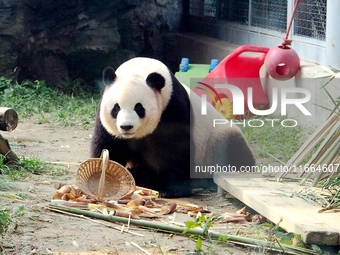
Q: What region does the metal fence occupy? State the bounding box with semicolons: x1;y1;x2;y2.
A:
220;0;249;25
294;0;326;40
251;0;287;32
188;0;327;40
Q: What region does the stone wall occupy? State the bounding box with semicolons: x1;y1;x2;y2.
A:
0;0;182;90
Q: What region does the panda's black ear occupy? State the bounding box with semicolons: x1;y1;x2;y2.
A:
103;67;116;86
146;72;165;91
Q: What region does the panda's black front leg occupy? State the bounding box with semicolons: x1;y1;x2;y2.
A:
128;166;161;191
156;166;193;198
128;167;193;198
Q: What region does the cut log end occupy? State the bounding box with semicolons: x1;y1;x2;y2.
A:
0;107;18;132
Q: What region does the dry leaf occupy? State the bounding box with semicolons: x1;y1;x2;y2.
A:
218;211;251;223
58;185;71;194
136;186;159;197
118;190;135;200
160;203;177;215
252;214;267;224
118;199;131;204
131;191;144;200
115;210;139;219
74;196;98;204
61;193;76;201
54;183;67;189
103;201;126;210
236;206;247;215
52;191;63;200
69;185;81;197
219;215;247;223
126;199;146;209
138;205;156;214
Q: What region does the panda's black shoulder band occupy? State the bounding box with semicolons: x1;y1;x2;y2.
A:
103;67;116;86
146;72;165;91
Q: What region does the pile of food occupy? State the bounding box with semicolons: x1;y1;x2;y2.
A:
51;183;255;223
50;149;255;223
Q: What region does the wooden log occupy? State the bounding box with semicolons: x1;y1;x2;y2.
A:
0;107;18;132
0;134;19;162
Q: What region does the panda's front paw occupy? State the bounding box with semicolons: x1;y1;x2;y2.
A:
159;186;192;198
128;167;161;191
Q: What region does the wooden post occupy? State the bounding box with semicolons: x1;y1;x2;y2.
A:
0;107;19;162
0;134;19;162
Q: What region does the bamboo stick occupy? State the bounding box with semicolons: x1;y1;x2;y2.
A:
300;135;340;185
277;113;338;180
98;149;109;201
308;127;340;167
299;127;340;180
311;138;340;186
48;204;319;255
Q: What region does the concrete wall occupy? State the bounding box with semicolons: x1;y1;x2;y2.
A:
176;33;240;65
175;33;339;127
261;62;338;127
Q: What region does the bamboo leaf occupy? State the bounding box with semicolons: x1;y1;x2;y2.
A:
196;236;202;249
319;75;335;90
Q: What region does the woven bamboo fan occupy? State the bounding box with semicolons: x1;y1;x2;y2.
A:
76;149;136;200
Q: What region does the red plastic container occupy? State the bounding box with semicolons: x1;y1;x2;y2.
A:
193;45;270;118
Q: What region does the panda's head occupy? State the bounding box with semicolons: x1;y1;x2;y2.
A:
99;57;173;139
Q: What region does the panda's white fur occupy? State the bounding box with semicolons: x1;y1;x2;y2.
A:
100;58;173;138
186;84;253;177
91;57;255;198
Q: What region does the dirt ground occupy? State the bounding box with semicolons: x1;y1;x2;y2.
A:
1;119;270;255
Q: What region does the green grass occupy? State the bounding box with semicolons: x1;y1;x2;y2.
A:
0;154;67;182
0;77;100;128
0;178;12;192
0;208;11;235
239;116;311;166
0;77;90;193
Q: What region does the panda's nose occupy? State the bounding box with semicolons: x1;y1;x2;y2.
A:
120;125;133;131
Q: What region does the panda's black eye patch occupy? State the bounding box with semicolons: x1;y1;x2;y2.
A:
111;103;120;119
146;72;165;91
134;103;145;118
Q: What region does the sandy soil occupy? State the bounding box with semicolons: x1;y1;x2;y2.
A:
0;119;263;255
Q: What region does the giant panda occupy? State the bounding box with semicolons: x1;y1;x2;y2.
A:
91;57;255;198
